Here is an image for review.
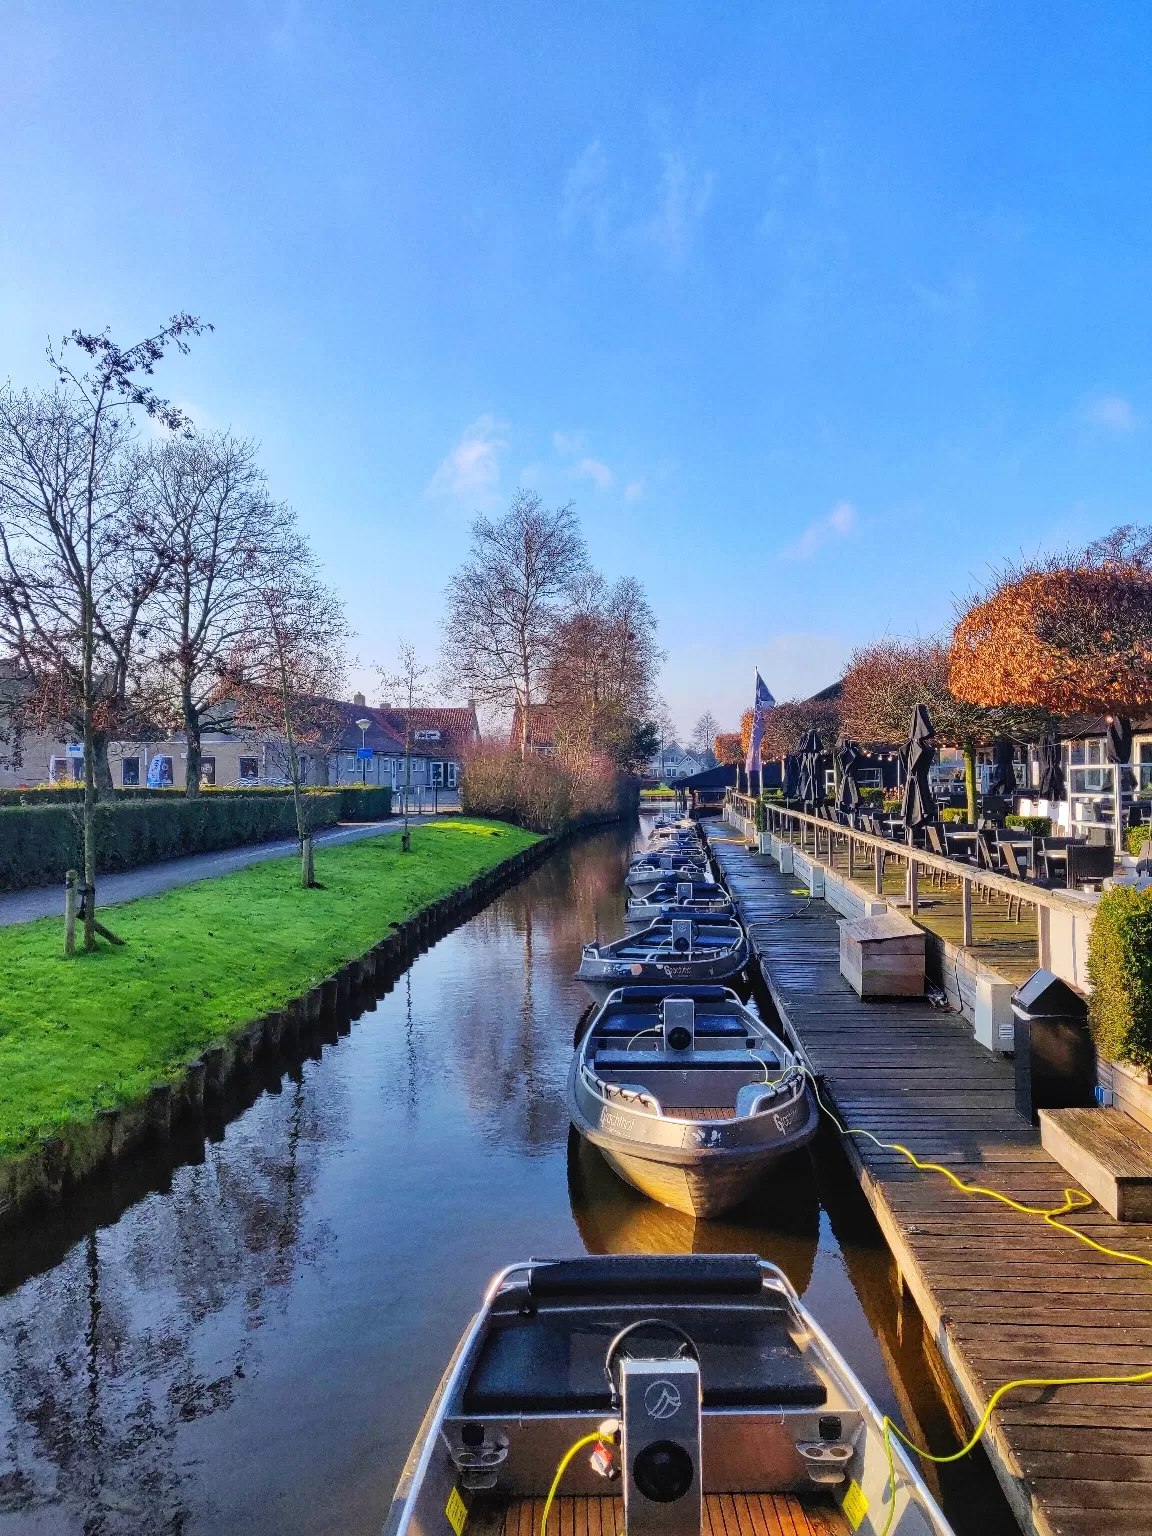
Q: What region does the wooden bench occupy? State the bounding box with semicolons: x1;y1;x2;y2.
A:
837;911;925;999
1038;1106;1152;1220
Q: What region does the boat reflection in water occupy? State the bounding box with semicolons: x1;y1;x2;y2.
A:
566;1127;819;1295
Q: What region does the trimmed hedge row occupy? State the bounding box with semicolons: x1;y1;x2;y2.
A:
1087;885;1152;1068
0;793;343;891
0;783;392;818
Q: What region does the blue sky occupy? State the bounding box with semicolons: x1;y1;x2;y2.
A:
3;3;1151;739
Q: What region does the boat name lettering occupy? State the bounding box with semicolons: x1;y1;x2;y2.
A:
601;1110;633;1137
773;1103;803;1135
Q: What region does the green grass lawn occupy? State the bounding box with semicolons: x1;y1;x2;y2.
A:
0;818;538;1158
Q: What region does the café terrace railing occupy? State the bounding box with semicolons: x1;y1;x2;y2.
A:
722;791;1097;957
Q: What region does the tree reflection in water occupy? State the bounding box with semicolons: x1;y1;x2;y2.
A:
0;1075;341;1533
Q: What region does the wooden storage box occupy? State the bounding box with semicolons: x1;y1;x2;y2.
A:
839;912;925;998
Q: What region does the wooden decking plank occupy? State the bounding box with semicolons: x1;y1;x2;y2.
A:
705;818;1151;1536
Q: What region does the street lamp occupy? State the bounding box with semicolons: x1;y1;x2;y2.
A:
356;718;372;785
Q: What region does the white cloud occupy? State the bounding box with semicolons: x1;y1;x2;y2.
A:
638;152;713;266
560;142;712;268
552;430;586;456
426;414;507;499
561;141;610;238
1084;395;1139;432
783;500;858;560
576;457;613;490
624;479;645;502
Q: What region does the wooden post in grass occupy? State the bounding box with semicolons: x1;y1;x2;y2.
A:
301;835;314;888
64;870;78;956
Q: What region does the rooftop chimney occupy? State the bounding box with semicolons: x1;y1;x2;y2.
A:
353;692;365;707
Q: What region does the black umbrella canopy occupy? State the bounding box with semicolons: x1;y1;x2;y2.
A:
900;705;937;831
1037;733;1065;801
1107;716;1136;792
783;754;800;798
988;737;1017;796
836;740;862;812
796;731;825;806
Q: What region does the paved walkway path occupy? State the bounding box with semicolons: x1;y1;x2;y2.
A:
0;817;441;928
706;816;1152;1536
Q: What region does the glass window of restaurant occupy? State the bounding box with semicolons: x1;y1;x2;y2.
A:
1066;738;1115;827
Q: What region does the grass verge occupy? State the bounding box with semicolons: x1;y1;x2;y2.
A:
0;818;539;1158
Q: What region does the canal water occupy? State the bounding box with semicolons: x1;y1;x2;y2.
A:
0;819;1017;1536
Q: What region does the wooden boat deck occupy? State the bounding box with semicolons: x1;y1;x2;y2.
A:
705;819;1152;1536
500;1492;848;1536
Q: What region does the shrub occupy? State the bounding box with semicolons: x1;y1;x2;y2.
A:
461;742;630;833
335;786;392;821
0;793;342;891
941;807;970;824
1005;814;1052;836
1127;824;1152;857
1087;886;1152;1067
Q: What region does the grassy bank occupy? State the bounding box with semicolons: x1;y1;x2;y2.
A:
0;818;538;1158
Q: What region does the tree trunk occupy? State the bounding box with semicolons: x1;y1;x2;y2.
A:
82;625;97;953
963;737;978;826
93;734;116;802
300;835;314;888
184;690;202;798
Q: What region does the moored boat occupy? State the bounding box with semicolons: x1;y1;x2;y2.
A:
566;984;816;1216
625;851;710;896
625;876;735;927
383;1253;955;1536
576;917;748;999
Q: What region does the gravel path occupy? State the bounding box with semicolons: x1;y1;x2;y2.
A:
0;816;442;928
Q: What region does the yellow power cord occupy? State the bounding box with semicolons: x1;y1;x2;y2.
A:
540;1433;609;1536
798;1069;1152;1535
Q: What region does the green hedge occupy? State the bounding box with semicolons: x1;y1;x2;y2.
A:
1005;814;1053;836
0;786;178;806
941;807;970;824
0;793;342;891
1127;824;1152;857
1087;886;1152;1067
335;786;392;820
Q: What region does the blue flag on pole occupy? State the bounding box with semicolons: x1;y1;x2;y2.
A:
745;670;776;775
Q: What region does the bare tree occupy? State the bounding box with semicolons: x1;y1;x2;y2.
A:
376;641;430;852
543;573;662;771
0;314;209;951
442;491;588;756
137;432;293;797
223;535;348;887
690;711;720;763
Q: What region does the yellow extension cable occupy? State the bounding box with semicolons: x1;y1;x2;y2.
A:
799;1069;1152;1535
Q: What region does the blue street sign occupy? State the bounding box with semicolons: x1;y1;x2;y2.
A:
356;747;373;761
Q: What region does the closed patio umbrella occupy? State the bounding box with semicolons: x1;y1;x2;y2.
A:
900;705;937;832
783;754;800;798
1106;715;1135;850
796;731;824;806
1037;733;1065;801
988;737;1017;796
836;740;862;813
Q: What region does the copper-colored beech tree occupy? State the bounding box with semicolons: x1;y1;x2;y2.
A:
843;637;1048;824
743;698;841;764
713;733;742;765
950;536;1152;713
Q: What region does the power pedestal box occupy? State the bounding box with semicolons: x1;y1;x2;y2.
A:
620;1356;701;1536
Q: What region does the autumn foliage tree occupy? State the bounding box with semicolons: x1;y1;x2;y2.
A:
843;636;1048;824
713;733;742;765
749;697;842;764
950;533;1152;713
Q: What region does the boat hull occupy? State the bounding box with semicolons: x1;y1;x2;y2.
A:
597;1140;805;1218
576;944;749;999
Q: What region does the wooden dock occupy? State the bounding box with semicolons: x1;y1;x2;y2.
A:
705;820;1152;1536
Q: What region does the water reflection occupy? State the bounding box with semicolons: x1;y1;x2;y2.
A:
567;1130;819;1292
0;817;1014;1536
